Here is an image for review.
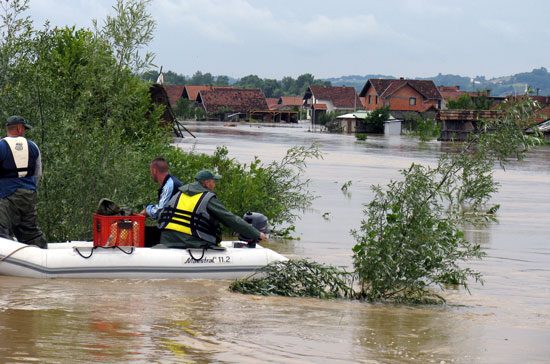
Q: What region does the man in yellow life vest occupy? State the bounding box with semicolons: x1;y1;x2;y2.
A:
156;169;266;249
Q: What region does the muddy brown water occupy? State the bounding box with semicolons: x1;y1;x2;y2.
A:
1;122;549;363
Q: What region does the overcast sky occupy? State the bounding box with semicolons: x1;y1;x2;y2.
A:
27;0;550;80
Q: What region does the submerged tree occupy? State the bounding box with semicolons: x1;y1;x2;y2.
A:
351;95;543;302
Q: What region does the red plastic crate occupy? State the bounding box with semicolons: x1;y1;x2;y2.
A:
93;214;145;247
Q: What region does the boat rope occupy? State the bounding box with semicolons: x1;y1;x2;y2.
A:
74;246;135;259
187;248;206;262
0;244;34;263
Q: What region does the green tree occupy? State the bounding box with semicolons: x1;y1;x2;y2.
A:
363;106;390;133
215;75;230;86
233;74;264;89
447;92;493;110
351;96;542;302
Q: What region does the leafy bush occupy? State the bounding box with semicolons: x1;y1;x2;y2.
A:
413;118;441;141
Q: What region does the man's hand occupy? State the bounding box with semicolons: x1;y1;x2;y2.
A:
259;232;267;241
139;209;147;217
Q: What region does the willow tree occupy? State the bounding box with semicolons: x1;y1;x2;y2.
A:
0;0;168;241
352;96;543;302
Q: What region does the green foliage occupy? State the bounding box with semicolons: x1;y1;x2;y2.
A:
363;106;390;133
341;180;352;191
232;72;331;97
229;259;354;299
355;133;367;141
0;0;321;244
173;98;195;120
412;118;441;142
351;95;543;302
0;1;165;241
446;92;493;110
206;143;323;234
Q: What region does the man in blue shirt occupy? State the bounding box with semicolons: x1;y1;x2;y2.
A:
139;157;182;246
0;116;47;248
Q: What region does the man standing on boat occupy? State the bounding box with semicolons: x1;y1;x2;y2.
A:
0;116;47;249
157;169;266;249
139;157;183;246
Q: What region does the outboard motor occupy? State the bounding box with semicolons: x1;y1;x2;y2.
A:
238;211;269;248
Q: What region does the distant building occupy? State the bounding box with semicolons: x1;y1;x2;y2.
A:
437;109;503;141
196;88;269;121
360;78;442;114
277;96;303;110
164;85;186;107
266;98;279;110
302;85;362;124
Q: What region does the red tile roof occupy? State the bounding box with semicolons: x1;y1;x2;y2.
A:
266;97;279;110
278;96;303;106
183;85;232;102
306;86;362;108
438;86;481;101
164;85;185;106
197;88;269;113
360;79;442;100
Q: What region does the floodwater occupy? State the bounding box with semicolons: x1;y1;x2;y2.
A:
1;122;549;363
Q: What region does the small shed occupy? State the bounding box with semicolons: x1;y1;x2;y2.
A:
527;119;550;141
384;119;402;135
336;111;370;132
437;109;503;141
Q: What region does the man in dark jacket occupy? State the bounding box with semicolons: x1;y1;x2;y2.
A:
157;169;266;249
0;116;47;248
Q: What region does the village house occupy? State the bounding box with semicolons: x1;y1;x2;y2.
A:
277;96;303;110
359;78;442;118
266;98;279;110
163;85;186;107
302;85;363;124
196;88;270;121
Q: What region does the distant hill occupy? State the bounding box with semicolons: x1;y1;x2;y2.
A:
325;67;550;97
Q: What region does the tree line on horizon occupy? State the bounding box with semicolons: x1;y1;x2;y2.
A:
143;67;550;98
141;70;331;98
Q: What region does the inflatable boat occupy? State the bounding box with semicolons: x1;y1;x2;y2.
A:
0;238;287;279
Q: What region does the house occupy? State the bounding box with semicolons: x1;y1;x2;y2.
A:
277;96;303;110
359;78;443;116
196;88;269;121
266;97;279;110
302;85;362;124
163;85;186;107
182;85;233;103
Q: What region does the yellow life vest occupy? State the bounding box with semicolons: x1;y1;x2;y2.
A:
158;191;219;244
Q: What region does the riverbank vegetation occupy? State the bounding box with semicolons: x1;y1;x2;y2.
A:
0;0;319;241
